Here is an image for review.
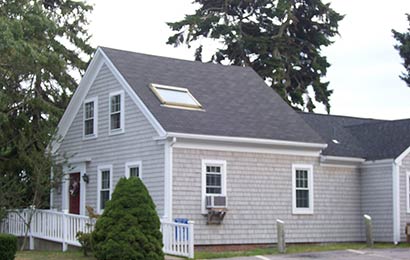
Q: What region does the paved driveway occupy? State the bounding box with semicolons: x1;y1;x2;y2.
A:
209;248;410;260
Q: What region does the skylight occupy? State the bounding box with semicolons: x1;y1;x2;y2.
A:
150;83;202;109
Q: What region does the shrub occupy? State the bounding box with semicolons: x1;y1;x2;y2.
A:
0;233;18;260
92;177;164;260
76;231;92;256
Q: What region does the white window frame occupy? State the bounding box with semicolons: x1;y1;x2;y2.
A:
407;171;410;213
125;161;142;179
109;90;125;135
97;165;113;213
201;159;227;214
150;83;202;110
83;97;98;139
292;164;314;215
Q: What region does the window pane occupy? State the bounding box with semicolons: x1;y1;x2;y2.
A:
129;167;139;178
110;113;121;130
101;170;110;189
155;87;199;106
206;187;222;194
85;102;94;119
84;119;94;135
100;190;109;210
296;170;308;188
207;174;221;187
296;190;309;208
111;95;121;112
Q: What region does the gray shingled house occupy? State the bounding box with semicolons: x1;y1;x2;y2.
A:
51;47;410;247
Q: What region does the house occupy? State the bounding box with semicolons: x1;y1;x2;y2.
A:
51;46;410;248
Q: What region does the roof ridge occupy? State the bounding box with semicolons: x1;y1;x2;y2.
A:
346;117;410;129
99;46;251;71
297;111;383;122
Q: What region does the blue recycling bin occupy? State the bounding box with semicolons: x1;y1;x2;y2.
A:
174;218;189;241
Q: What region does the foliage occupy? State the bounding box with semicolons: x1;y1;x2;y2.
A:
76;231;93;257
167;0;343;112
0;234;18;260
392;14;410;87
92;177;164;260
0;0;93;249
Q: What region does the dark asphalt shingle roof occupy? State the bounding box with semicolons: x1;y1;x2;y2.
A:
299;112;410;160
101;47;324;144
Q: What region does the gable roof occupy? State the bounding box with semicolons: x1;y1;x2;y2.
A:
299;112;410;160
101;47;324;145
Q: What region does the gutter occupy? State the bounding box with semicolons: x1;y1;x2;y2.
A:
165;132;328;150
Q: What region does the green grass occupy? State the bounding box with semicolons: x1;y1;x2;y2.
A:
194;242;410;259
13;242;410;260
16;251;95;260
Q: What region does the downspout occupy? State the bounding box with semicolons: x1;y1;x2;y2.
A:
392;161;401;244
164;137;176;221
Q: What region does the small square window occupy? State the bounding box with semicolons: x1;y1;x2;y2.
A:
125;162;142;179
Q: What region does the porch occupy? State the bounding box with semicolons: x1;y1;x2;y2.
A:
0;209;194;259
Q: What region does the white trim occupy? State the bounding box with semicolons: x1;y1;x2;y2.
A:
320;155;365;163
97;165;113;214
108;90;125;135
167;132;327;149
173;140;321;157
407;171;410;214
395;146;410;165
201;159;227;214
99;48;166;137
292;164;314;215
361;159;394;169
163;137;176;221
392;162;400;243
125;161;142;179
62;163;87;215
83;96;98;140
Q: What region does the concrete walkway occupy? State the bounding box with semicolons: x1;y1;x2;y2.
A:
208;248;410;260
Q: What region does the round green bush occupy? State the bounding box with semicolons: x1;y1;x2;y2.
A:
0;233;18;260
92;177;164;260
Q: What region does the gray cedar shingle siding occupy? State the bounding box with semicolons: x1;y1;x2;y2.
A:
360;164;393;242
101;47;324;145
54;64;165;215
172;148;362;245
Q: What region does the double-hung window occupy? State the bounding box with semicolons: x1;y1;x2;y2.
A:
83;97;98;138
109;91;124;134
98;165;112;213
292;164;314;214
125;161;142;179
201;160;226;213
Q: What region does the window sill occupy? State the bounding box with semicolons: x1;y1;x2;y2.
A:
83;135;97;141
109;129;124;136
292;209;314;215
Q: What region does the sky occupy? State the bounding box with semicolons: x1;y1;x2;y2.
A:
88;0;410;120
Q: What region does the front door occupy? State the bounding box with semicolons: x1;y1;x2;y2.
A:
69;172;81;214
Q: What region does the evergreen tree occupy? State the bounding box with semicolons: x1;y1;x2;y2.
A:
92;178;164;260
0;0;93;216
392;14;410;87
167;0;343;112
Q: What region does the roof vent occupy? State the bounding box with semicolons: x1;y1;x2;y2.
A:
332;139;340;144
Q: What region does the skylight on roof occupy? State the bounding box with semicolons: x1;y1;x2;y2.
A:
150;83;202;109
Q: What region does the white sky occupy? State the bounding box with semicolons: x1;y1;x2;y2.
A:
88;0;410;120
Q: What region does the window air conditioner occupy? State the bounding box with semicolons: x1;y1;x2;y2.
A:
205;195;227;209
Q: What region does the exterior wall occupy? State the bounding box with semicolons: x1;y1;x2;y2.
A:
52;64;165;215
172;148;363;245
400;153;410;241
360;164;393;242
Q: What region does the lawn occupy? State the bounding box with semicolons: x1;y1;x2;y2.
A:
14;242;410;259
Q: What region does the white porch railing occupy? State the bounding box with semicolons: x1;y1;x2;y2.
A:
0;209;194;259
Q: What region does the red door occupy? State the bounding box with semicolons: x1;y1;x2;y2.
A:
69;173;80;214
